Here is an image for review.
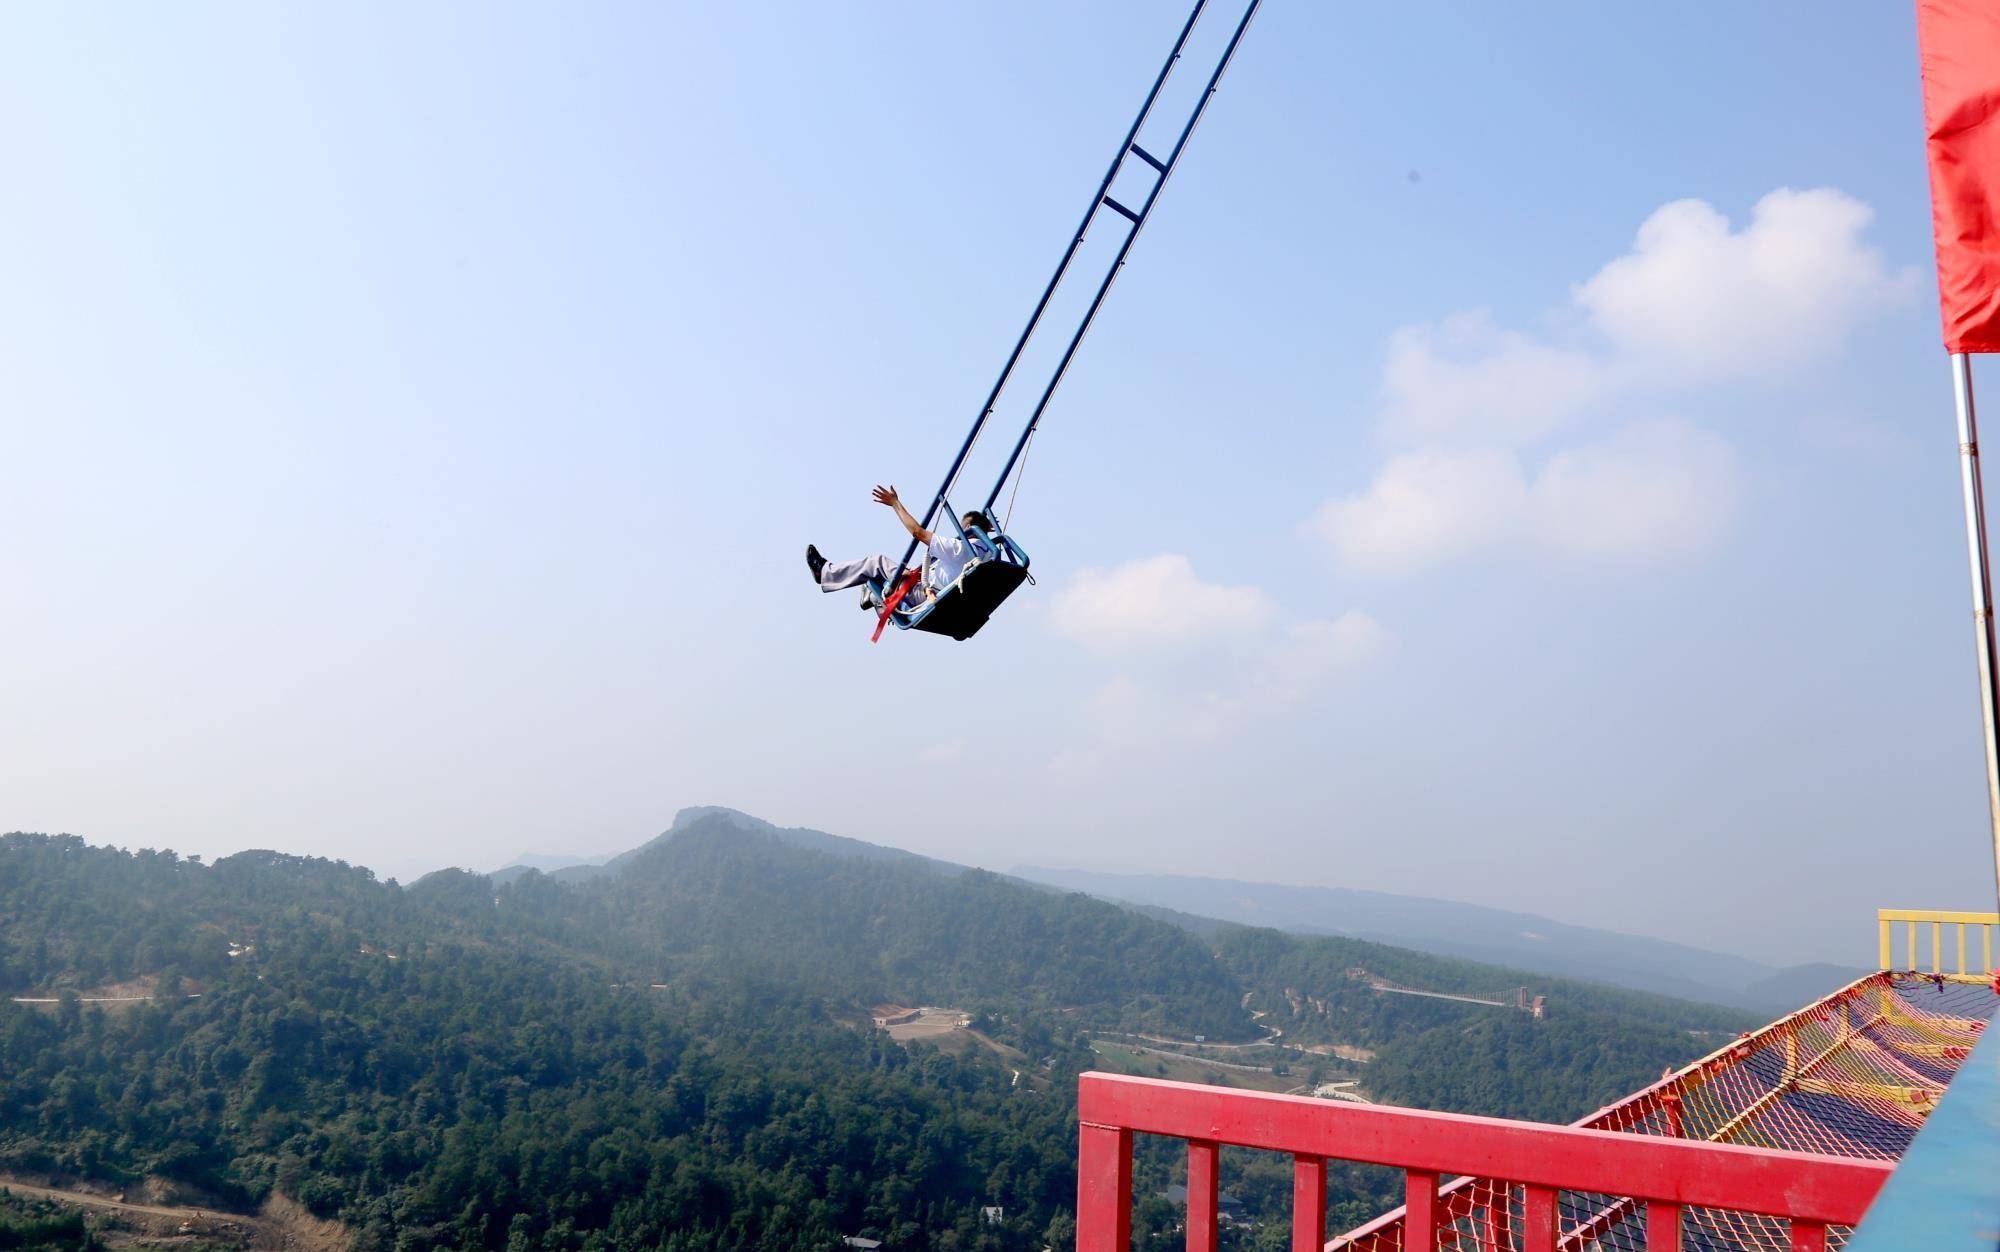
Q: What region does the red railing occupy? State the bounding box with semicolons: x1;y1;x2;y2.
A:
1075;1074;1893;1252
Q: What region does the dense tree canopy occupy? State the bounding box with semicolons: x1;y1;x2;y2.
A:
0;823;1756;1251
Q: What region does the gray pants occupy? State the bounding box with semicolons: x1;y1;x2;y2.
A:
819;553;902;593
816;552;932;608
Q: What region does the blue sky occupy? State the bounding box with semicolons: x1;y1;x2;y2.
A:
0;3;1987;966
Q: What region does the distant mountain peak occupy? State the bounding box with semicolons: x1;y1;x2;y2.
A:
489;807;776;882
484;807;957;887
667;805;777;836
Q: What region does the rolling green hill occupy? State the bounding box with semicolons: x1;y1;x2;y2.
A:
578;815;1253;1041
0;817;1762;1252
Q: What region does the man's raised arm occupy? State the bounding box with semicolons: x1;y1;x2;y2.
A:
872;485;931;545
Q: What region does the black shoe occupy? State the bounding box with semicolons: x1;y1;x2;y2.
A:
806;544;826;584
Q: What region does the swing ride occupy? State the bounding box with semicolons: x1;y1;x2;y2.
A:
861;0;1261;642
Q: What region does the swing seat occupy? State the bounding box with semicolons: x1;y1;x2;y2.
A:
875;531;1031;642
909;559;1030;641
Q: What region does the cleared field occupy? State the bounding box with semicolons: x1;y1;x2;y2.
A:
882;1007;969;1042
875;1008;1039;1083
1301;1041;1376;1063
1088;1043;1306;1095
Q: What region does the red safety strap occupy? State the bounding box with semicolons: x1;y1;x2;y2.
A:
871;568;924;643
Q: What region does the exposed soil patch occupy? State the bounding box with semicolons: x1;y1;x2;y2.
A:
0;1178;349;1251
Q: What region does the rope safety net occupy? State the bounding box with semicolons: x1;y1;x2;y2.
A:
1332;972;1992;1252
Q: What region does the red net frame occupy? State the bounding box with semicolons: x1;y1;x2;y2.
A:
1331;972;1990;1251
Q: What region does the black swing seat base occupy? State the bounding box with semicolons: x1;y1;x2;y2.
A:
907;560;1030;641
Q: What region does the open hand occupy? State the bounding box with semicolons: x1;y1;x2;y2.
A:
872;485;900;508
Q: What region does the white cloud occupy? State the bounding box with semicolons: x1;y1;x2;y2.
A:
1309;448;1527;571
1312;421;1741;571
1058;611;1392;762
1049;553;1274;652
1575;189;1915;379
916;738;967;765
1381;313;1604;445
1269;612;1395;692
1201;611;1394;734
1314;187;1905;572
1532;421;1742;560
1046;559;1390;762
1078;676;1152;744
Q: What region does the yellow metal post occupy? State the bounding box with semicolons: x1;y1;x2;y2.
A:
1875;910;2000;981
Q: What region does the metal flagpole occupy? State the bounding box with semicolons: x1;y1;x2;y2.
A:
1948;351;2000;907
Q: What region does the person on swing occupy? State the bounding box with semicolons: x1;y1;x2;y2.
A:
808;486;993;610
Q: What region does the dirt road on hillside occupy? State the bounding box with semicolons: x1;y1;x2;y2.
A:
0;1177;349;1251
0;1179;216;1221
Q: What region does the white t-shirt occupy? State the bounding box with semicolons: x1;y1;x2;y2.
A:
926;531;987;592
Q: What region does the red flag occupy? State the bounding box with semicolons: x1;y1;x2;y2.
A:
1918;0;2000;352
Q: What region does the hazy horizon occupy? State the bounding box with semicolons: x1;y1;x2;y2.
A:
15;801;1878;975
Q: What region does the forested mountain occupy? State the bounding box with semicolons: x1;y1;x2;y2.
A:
0;833;1086;1252
591;819;1249;1041
1205;926;1746;1119
0;815;1761;1252
1016;865;1862;1013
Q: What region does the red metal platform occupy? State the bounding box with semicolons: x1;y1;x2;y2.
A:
1075;968;1993;1252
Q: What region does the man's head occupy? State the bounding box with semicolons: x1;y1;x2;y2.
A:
962;510;994;535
